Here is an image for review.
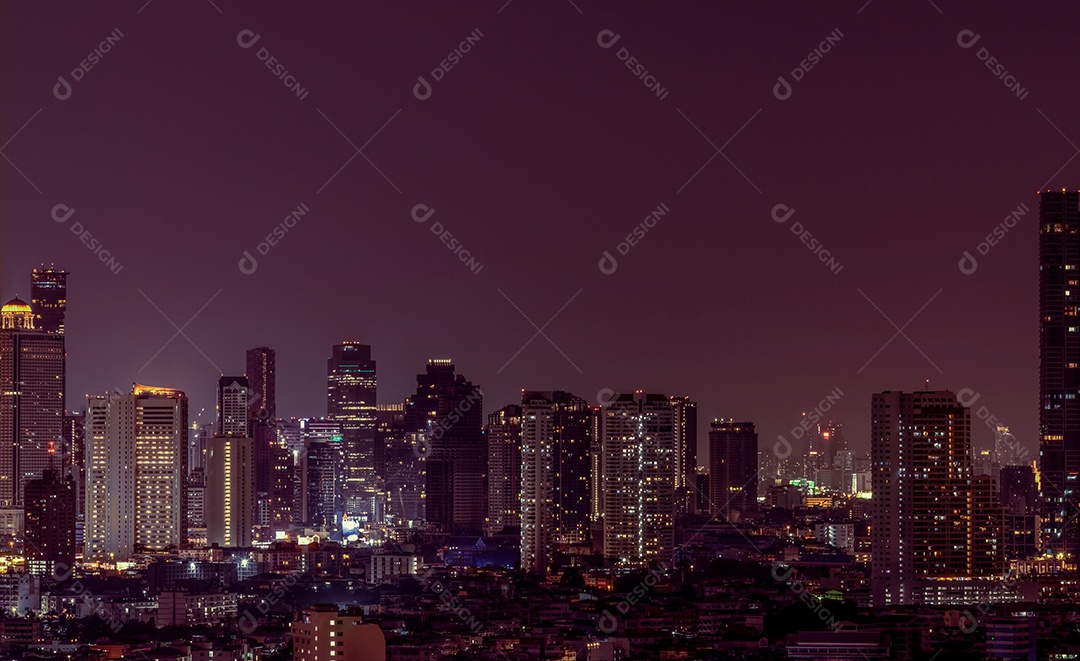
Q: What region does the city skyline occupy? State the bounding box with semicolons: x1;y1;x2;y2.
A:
4;4;1080;658
6;2;1076;465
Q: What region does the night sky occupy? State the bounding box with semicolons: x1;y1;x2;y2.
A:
4;2;1075;461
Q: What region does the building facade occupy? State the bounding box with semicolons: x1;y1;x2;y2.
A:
85;385;188;561
871;390;1006;606
602;392;676;566
486;404;522;537
707;420;759;519
521;391;591;573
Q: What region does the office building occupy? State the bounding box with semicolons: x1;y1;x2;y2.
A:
1039;189;1080;563
871;390;1006;606
216;376;249;436
521;391;591;573
404;360;484;534
486;404;522;537
327;343;377;519
30;266;67;335
708;420;759;519
206;435;255;547
670;396;698;515
24;466;75;577
300;419;344;530
602;392;676;566
85;384;188;561
0;297;65;517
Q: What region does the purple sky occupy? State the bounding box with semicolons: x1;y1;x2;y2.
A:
4;1;1076;461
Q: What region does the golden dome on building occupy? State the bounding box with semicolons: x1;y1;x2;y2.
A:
2;296;35;330
1;297;32;314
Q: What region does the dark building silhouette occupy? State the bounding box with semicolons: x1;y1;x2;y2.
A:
25;467;76;577
708;420;759;520
30;266;67;335
1039;189;1080;564
405;360;483;534
327;343;377;520
247;347;288;527
246;346;276;428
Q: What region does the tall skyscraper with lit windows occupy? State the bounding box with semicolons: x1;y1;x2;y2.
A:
205;434;255;547
85;384;188;561
602;392;676;566
485;404;522;537
0;297;65;522
670;396;698;515
216;376;249;436
1039;189;1080;565
871;390;1005;606
327;343;377;519
520;392;591;572
30;266;68;335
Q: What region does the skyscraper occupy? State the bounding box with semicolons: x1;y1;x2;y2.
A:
246;347;276;429
85;385;188;561
708;420;759;519
62;412;85;518
205;434;255;548
0;297;65;520
30;266;68;334
602;392;676;566
405;360;484;534
25;463;75;577
871;390;1005;606
246;347;284;526
216;376;249;436
520;392;591;573
300;418;344;530
670;396;698;515
486;404;522;537
327;343;377;519
376;403;423;526
1039;189;1080;563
